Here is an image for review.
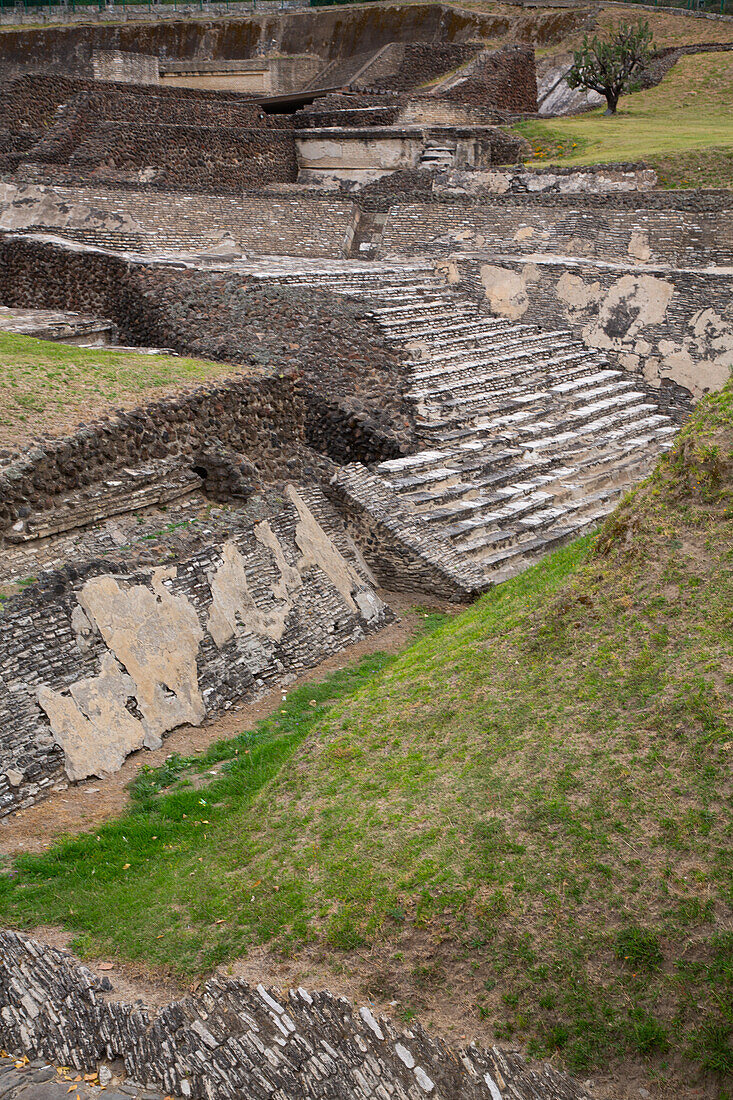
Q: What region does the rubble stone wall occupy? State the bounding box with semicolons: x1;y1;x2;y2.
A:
0;183;355;256
379;193;733;267
0;236;414;526
0;930;589;1100
367;42;480;91
0;74;295;183
440;45;538;113
65;121;297;193
455;254;733;399
0;486;388;816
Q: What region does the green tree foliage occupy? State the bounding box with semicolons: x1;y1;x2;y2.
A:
567;20;654;116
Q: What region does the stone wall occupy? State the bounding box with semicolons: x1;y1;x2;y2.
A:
296;125;525;177
0;4;592;81
0;74;297;192
0;485;388;816
366;42;480;92
378;193;733;267
0;930;589;1100
330;466;485;602
440;45;538;113
91;49;160;85
65;121;297;193
0;182;355;257
455;254;733;399
0;236;414;522
436;165;659;196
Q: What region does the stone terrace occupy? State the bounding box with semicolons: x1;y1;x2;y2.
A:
247;264;678;590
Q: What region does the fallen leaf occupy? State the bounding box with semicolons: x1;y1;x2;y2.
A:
98;963;114;971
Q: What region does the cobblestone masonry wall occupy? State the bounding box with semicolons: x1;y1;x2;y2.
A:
0;237;414;525
0;930;589;1100
1;73;297;193
0;183;355;257
0;74;271;170
367;42;480;92
440;45;537;113
454;254;733;399
64;121;297;193
378;194;733;267
0;487;389;816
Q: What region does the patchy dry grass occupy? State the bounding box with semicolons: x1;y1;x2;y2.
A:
0;333;251;453
516;53;733;184
1;385;732;1092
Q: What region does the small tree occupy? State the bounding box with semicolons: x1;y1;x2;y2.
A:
566;20;654;116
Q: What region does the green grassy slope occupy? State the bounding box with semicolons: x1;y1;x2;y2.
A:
516;52;733;188
1;385;732;1089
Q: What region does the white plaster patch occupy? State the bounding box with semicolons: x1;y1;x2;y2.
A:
207;538;295;647
583;274;674;352
627;228;652;262
77;569;205;744
479;265;528;320
556;271;601;312
38;652;147;781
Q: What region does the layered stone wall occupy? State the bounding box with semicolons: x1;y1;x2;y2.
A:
0;930;589;1100
66;121;297;193
91;49;160;85
0;183;355;256
0;486;388;816
0;74;297;190
379;193;733;267
366;42;480;92
456;254;733;399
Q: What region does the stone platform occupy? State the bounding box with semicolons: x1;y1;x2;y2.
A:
0;305;117;345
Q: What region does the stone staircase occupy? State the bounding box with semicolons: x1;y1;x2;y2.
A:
419;141;455;170
260;266;678;592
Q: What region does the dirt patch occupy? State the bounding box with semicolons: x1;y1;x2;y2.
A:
0;591;463;859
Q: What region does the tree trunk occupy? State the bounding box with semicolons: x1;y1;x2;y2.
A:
604;90;618;115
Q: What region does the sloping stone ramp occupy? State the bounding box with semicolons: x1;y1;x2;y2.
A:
263;266;678;594
0;931;589;1100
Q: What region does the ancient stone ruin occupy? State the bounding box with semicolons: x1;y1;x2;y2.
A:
0;2;731;1096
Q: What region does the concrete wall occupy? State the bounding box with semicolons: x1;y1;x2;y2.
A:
159;55;322;95
453;254;733;400
296;126;523;176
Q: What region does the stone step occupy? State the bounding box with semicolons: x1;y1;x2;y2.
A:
410;329;576;370
410;347;605;397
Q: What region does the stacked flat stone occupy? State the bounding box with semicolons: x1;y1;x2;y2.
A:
262;267;677;588
0;931;590;1100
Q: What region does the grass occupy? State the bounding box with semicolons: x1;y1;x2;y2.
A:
0;332;249;452
1;389;732;1095
515;53;733;186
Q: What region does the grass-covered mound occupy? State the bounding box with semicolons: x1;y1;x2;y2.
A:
0;332;250;454
516;53;733;188
1;383;732;1089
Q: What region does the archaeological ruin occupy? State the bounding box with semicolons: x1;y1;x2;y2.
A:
0;0;731;1096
